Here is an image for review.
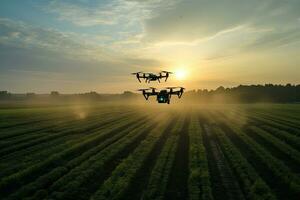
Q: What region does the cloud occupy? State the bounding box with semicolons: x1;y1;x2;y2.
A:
143;0;300;43
0;18;102;59
0;17;163;93
45;0;176;27
135;0;300;63
0;17;161;65
47;1;118;26
244;28;300;51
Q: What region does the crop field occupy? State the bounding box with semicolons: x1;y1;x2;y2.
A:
0;103;299;200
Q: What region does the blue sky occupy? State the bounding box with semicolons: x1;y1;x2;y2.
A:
0;0;299;93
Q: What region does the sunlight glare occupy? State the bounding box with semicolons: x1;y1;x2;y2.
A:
175;68;188;80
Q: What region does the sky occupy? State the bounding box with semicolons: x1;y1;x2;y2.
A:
0;0;299;93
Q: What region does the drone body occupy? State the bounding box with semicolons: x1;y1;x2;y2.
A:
132;71;172;83
138;87;185;104
132;70;185;104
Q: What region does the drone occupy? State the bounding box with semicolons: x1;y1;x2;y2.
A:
131;71;173;83
138;87;185;104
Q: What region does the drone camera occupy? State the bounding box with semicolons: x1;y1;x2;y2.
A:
157;93;169;104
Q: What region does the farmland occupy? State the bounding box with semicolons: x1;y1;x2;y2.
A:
0;103;299;200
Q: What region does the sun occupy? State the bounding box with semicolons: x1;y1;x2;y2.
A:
175;68;188;80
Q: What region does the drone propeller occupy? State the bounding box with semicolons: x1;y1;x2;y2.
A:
137;88;150;91
160;71;173;82
131;71;143;75
166;86;185;88
161;71;173;74
132;72;144;82
137;88;153;100
148;87;156;93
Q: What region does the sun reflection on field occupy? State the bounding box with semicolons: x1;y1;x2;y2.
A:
71;104;90;120
77;111;87;119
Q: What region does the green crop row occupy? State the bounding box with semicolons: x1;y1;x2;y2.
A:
212;126;276;200
0;113;105;149
0;137;87;180
188;115;213;200
48;120;154;200
0;134;86;179
0;105;127;134
251;111;300;130
4;109;131;143
209;110;300;199
0;113;137;179
0;115;141;197
0;108;120;141
7;116;151;200
227;124;300;199
90;118;173;200
142;116;184;200
0;111;134;162
0;111;134;157
227;107;300;135
0;109;75;129
247;126;300;166
251;109;300;126
249;115;299;136
260;125;300;151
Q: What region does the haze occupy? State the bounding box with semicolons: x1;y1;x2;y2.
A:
0;0;299;93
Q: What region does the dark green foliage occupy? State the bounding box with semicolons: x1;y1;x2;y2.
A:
0;104;299;200
188;115;213;200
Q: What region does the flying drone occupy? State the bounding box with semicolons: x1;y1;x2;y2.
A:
131;71;173;83
138;87;185;104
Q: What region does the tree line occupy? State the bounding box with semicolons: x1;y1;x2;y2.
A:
184;84;300;103
1;84;299;103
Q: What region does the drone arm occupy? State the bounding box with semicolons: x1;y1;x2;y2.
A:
143;91;157;100
178;90;184;98
169;91;183;98
142;92;149;100
165;73;169;82
178;92;183;98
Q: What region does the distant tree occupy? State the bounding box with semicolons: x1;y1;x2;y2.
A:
51;91;59;96
0;91;8;95
1;84;299;103
0;91;10;99
85;91;98;97
184;84;300;103
88;91;98;95
80;91;100;100
216;86;225;93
